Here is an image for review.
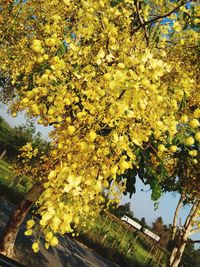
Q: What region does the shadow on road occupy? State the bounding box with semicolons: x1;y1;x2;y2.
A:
0;198;119;267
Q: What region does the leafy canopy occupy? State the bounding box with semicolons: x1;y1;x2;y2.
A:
0;0;199;252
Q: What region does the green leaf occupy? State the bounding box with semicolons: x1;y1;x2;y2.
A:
56;42;67;58
110;0;122;7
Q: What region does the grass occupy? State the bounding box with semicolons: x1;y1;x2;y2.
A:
0;160;13;178
77;213;167;267
0;159;11;169
0;160;26;204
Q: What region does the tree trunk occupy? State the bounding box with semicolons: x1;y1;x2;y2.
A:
172;194;184;240
168;200;200;267
171;241;187;267
168;194;185;266
0;182;44;257
0;150;6;160
169;246;178;266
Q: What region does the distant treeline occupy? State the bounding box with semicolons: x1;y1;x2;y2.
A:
0;116;50;161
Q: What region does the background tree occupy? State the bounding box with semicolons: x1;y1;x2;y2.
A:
0;116;50;160
140;217;148;228
110;202;134;219
180;240;200;267
152;217;171;249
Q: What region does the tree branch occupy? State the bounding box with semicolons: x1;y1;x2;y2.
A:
171;193;185;240
184;199;199;231
190;228;200;235
134;0;149;45
131;0;190;34
187;239;200;243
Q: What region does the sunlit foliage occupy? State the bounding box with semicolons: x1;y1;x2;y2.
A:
0;0;199;251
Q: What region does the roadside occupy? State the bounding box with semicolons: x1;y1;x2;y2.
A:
0;198;119;267
0;160;165;267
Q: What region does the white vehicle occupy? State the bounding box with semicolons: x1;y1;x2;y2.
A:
142;228;160;242
121;215;142;230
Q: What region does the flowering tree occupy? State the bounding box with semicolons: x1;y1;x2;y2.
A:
144;117;200;267
0;0;199;260
122;104;200;267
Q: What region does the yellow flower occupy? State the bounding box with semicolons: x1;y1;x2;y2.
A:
158;144;166;152
189;119;199;128
50;236;58;247
185;137;194;146
26;219;35;229
32;242;39;253
170;145;177;153
195;132;200;142
25;229;33;236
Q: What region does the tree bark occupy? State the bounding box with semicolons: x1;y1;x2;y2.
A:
172;194;184;240
0;150;6;160
169;200;200;267
168;193;185;266
0;181;44;257
171;241;187;267
169;247;178;266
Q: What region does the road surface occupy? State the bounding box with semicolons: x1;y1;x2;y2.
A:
0;198;119;267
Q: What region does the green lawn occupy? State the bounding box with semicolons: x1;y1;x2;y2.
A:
0;160;13;178
78;213;166;267
0;160;27;204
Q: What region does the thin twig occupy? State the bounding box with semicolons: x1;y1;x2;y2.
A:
131;0;191;34
187;239;200;243
134;0;149;45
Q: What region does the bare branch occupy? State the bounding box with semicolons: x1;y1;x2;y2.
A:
187;239;200;243
184;200;200;230
190;228;200;235
171;193;185;240
134;0;149;45
131;0;191;34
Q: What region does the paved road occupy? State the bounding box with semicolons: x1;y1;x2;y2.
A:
0;199;119;267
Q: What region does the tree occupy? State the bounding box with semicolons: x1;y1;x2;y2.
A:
110;202;134;219
140;120;200;267
0;181;44;256
152;217;171;249
0;0;199;258
180;240;200;267
0;143;51;256
143;125;200;267
167;193;200;267
140;217;147;228
160;116;200;267
152;217;164;233
0;116;49;160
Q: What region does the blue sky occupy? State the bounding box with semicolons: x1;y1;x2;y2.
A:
1;105;200;244
0;104;52;138
122;179;186;226
121;179;200;246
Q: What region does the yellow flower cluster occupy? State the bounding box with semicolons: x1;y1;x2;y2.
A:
0;0;199;251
